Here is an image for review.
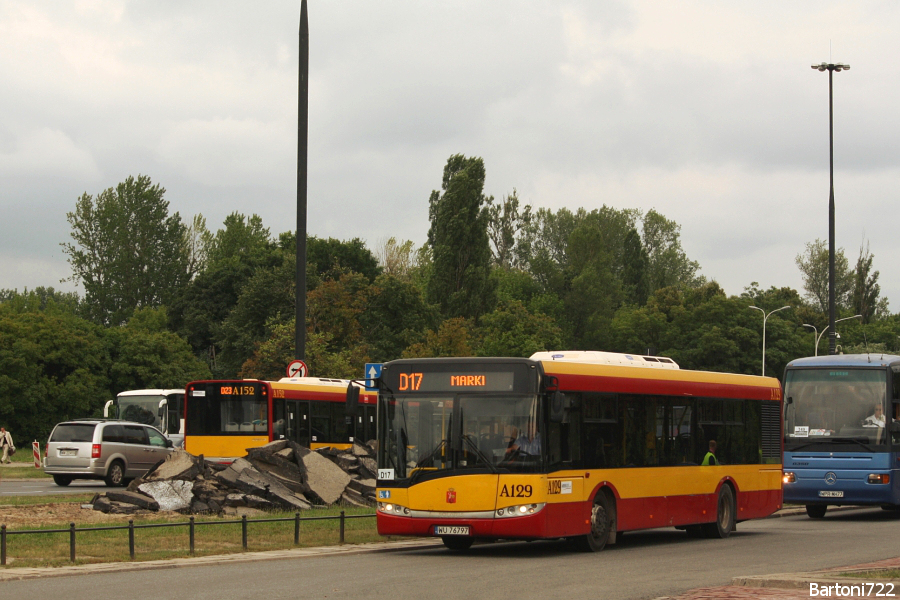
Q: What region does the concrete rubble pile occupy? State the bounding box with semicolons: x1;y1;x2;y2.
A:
88;439;378;516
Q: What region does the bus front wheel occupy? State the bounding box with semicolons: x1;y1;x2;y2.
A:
574;494;612;552
806;504;827;518
441;536;474;551
703;484;735;538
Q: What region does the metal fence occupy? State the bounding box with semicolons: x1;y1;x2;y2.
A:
0;511;375;566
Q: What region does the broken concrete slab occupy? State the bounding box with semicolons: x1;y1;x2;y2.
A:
298;448;351;506
106;490;161;511
138;480;194;512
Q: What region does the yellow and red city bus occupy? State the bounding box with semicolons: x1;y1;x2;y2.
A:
371;351;783;551
185;377;375;462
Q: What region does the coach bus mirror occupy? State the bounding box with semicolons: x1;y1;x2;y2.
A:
786;396;793;405
550;391;567;423
346;384;360;417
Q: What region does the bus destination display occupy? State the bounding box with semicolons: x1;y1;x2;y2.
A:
394;371;515;393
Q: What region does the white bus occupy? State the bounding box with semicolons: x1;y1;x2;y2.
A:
104;389;185;448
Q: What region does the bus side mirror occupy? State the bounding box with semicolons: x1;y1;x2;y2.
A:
346;384;360;417
550;391;568;423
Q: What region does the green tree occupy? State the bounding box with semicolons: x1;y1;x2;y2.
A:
515;207;579;294
62;175;191;326
307;236;381;283
0;305;110;442
486;189;531;269
403;317;477;358
360;274;436;362
216;253;296;377
851;240;888;323
622;226;649;305
642;209;703;291
795;238;854;314
107;307;211;392
476;300;563;357
427;154;496;320
168;212;277;365
376;237;418;280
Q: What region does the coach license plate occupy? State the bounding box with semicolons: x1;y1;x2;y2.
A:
818;490;844;498
434;525;470;536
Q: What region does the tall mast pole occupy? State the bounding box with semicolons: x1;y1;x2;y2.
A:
295;0;309;360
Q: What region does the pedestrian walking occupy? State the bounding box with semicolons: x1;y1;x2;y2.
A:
0;426;15;464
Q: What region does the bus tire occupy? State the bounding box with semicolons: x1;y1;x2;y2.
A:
441;536;474;551
104;460;126;487
574;494;612;552
806;504;827;518
703;484;735;539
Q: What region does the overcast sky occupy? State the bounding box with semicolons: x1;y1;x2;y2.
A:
2;1;898;314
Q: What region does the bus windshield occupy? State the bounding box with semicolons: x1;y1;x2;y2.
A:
118;395;162;428
379;394;543;480
784;368;888;451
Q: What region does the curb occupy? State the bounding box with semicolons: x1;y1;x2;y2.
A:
0;538;444;582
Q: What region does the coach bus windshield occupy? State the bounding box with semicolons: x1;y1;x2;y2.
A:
378;394;543;480
784;368;888;451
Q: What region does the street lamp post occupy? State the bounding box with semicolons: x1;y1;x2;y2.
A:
803;315;862;356
802;323;818;356
749;305;791;376
812;61;849;356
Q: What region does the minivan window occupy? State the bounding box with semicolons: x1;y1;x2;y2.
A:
123;425;148;445
50;424;96;443
102;425;126;443
146;427;167;447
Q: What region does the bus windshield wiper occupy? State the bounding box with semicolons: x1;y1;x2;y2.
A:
461;434;499;473
409;439;449;483
789;437;874;452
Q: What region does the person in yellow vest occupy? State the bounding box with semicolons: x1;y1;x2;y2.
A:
701;440;718;466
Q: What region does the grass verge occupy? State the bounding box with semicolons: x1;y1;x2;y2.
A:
1;505;383;568
837;569;900;579
0;494;95;507
0;468;51;480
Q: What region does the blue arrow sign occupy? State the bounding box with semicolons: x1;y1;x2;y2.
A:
364;363;382;391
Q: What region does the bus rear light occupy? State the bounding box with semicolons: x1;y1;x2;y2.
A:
783;471;796;484
92;444;101;459
867;474;890;484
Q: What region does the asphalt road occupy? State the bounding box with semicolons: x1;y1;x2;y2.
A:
0;479;110;496
1;507;898;599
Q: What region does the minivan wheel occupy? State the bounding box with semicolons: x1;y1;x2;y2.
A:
52;475;73;487
104;460;126;487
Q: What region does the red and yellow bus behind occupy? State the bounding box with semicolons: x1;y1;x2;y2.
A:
185;377;375;462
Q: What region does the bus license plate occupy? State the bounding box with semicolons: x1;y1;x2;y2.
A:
434;525;470;536
818;490;844;498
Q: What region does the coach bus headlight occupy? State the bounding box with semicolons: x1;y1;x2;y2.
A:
783;471;795;484
867;474;890;484
496;503;545;518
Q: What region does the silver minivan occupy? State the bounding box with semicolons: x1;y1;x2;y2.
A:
43;420;173;486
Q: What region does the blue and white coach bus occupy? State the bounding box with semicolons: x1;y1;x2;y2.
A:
782;353;900;517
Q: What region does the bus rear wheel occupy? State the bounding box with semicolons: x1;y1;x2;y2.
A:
703;484;735;539
441;536;474;551
574;495;612;552
806;504;827;518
